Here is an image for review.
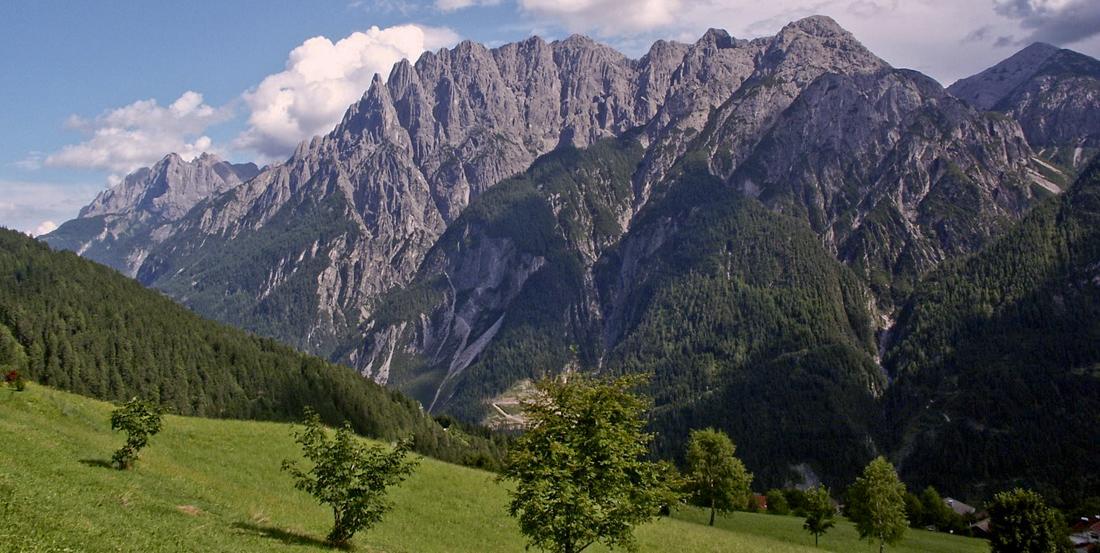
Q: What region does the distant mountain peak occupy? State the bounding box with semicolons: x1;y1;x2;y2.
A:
781;14;847;37
1020;41;1060;55
557;33;598;46
949;42;1077;110
43;152;259;276
697;28;736;49
949;42;1100;157
79;152;256;219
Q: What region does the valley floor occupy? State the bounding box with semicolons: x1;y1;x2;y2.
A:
0;385;987;553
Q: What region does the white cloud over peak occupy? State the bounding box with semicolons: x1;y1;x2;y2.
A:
519;0;681;35
33;220;58;237
44;91;230;176
436;0;501;12
234;24;460;160
506;0;1080;86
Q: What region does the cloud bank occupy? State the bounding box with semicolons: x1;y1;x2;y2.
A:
517;0;681;35
993;0;1100;45
234;24;459;160
44;91;229;176
436;0;501;12
0;180;101;236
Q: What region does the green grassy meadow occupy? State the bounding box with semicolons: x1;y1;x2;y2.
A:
0;385;988;552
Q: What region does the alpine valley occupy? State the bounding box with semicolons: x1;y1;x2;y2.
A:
40;16;1100;505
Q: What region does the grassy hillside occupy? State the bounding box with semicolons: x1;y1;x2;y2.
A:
0;385;987;553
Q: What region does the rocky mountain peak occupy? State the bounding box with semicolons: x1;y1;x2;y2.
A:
1020;41;1060;57
555;33;600;49
949;43;1100;161
79;153;258;220
780;14;848;37
948;42;1062;110
44;152;259;276
696;28;737;49
763;15;886;82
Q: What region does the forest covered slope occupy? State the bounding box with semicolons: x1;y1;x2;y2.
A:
0;228;503;467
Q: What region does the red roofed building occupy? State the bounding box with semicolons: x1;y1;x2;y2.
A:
750;494;768;511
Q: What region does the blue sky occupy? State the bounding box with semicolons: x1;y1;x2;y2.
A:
3;0;1099;235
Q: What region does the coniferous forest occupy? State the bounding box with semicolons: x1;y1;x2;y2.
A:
0;229;505;468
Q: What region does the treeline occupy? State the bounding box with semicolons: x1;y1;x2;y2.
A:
0;228;505;468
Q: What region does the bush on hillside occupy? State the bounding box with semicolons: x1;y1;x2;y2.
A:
110;398;164;469
282;410;418;547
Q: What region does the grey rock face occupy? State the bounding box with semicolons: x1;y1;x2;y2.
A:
82;153;259;221
131;24;756;354
42;153;258;276
351;23;1045;419
731;69;1037;299
949;43;1100;167
636;17;888;209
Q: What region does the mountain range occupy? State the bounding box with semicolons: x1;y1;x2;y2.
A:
41;15;1100;503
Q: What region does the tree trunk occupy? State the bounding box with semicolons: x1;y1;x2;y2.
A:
878;538;885;553
709;498;716;526
815;533;819;547
328;507;350;547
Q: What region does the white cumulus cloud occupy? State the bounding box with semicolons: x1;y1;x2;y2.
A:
44;91;231;177
33;220;58;236
234;24;460;160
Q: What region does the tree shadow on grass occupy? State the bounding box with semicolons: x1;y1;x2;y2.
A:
78;459;115;470
232;521;347;550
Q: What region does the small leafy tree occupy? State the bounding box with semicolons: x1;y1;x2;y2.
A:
501;374;672;553
766;489;790;515
802;485;836;547
916;486;966;533
655;460;686;516
684;428;753;526
785;488;809;516
904;491;924;528
282;410;417;548
847;457;908;553
989;488;1072;553
110;398;163;469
